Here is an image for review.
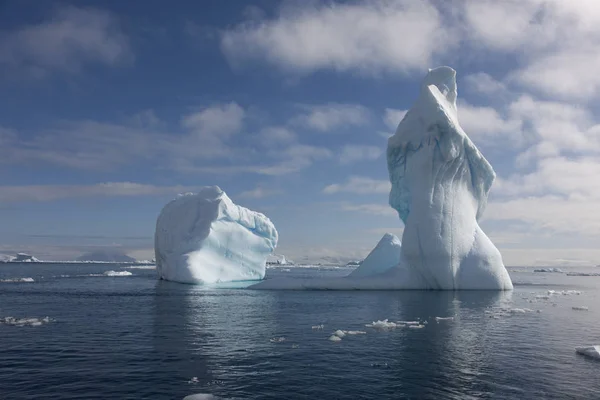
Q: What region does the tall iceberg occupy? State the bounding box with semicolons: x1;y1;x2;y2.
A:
386;66;512;290
251;66;512;290
155;186;278;285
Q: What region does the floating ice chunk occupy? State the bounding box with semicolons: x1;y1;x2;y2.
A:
155;186;278;285
328;335;342;342
365;319;397;329
0;277;34;283
311;324;324;330
572;306;589;311
125;265;156;270
269;337;286;343
397;320;420;325
533;268;563;273
575;346;600;360
291;344;299;349
349;233;401;278
333;330;346;338
1;316;53;327
370;362;390;368
103;270;132;277
409;325;425;329
435;316;454;322
344;330;367;335
536;295;550;300
183;394;222;400
509;308;534;314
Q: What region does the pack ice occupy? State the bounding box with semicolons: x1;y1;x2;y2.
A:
251;66;513;290
155;186;278;285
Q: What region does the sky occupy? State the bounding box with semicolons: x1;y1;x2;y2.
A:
1;0;600;266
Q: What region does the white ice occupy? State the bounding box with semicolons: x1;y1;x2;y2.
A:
1;316;52;327
348;233;401;278
250;67;512;291
576;346;600;360
0;277;34;283
155;186;278;285
328;335;342;342
365;319;398;329
533;268;564;273
103;270;132;277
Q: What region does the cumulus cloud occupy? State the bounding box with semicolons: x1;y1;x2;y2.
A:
221;0;454;75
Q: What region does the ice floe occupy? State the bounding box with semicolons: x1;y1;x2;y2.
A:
575;346;600;360
103;270;133;277
0;277;34;283
1;316;52;327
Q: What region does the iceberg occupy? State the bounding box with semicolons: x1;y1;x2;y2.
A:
349;233;401;278
155;186;278;285
251;67;512;291
576;346;600;360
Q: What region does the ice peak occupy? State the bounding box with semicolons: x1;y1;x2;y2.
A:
421;66;457;108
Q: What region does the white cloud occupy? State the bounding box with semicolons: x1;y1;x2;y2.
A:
0;182;199;203
0;6;131;76
324;176;390;195
0;103;249;171
340;202;397;217
237;187;282;199
463;72;509;98
258;126;297;146
383;108;407;131
181;102;245;138
457;101;523;145
338;145;382;164
293;103;370;132
221;0;454;75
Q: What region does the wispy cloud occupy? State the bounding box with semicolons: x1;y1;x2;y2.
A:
338;145;383;164
0;6;131;77
324;176;390;194
0;182;199;203
237;187;283;199
292;103;370;132
340;202;397;217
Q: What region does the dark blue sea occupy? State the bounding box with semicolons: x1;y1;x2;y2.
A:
1;263;599;399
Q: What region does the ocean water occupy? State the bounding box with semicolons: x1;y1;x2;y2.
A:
1;263;599;399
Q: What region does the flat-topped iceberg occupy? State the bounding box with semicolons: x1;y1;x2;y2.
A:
155;186;278;285
251;66;512;291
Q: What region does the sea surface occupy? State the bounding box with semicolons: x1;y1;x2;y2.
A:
1;263;599;400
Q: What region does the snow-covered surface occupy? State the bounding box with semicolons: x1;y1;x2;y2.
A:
534;268;564;273
575;346;600;360
251;67;512;291
349;233;401;277
155;186;278;285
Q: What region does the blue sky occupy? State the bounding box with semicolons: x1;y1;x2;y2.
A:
1;0;600;265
